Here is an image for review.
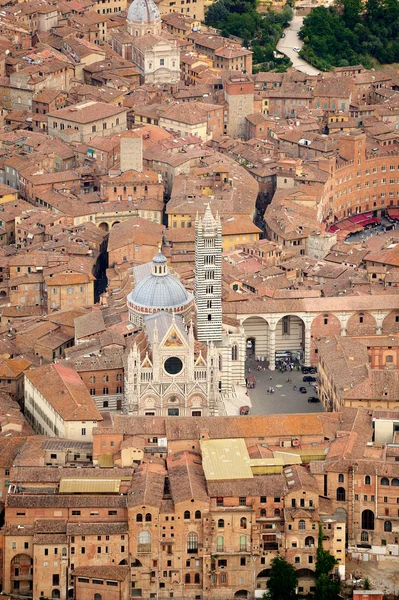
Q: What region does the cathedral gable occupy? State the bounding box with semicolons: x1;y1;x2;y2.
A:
161;326;186;349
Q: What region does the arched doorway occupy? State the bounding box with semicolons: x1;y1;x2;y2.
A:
234;591;249;599
246;337;255;355
98;222;109;232
10;554;33;595
52;590;60;599
256;569;271;592
242;316;269;357
275;314;306;364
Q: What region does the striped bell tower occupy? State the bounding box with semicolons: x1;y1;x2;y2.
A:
195;204;222;343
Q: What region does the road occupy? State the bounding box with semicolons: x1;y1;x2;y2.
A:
276;14;320;76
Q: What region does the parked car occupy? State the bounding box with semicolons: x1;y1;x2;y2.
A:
308;397;320;403
303;375;317;383
240;405;250;415
299;387;307;394
309;367;317;374
301;366;310;374
293;47;300;52
281;32;286;38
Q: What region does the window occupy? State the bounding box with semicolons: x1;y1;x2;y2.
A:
393;478;399;486
239;497;246;506
336;487;346;502
362;510;375;531
184;511;190;520
217;497;223;507
239;535;247;551
384;520;392;532
361;531;368;542
305;536;315;547
381;477;390;486
240;517;247;529
81;428;86;436
231;345;238;361
365;475;371;485
137;530;151;553
298;520;306;530
323;315;328;325
52;575;59;586
218;519;224;528
195;511;201;519
338;474;344;483
216;536;224;551
194;573;200;584
136;513;143;522
145;513;152;522
185;574;191;584
187;532;198;553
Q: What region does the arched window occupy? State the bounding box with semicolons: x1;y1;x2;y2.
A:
362;510;375;531
338;474;344;483
219;355;223;371
187;532;198;553
323;314;329;325
136;513;143;522
62;548;67;556
231;345;238;361
359;312;364;323
274;508;280;517
195;510;201;519
260;509;266;517
298;520;306;530
365;475;371;485
361;531;369;542
194;573;200;584
336;487;346;501
94;595;101;600
384;520;392;532
392;478;399;486
52;591;60;599
216;535;224;551
239;535;247;551
145;513;152;522
185;573;191;584
137;530;151;553
184;510;190;520
218;519;224;528
305;536;315;547
381;477;389;486
240;517;247;529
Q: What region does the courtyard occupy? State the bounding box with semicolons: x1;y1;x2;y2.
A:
245;356;324;415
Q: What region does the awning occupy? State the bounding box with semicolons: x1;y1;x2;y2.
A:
59;478;121;493
97;454;114;468
388;209;399;219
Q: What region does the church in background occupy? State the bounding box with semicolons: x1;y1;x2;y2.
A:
111;0;180;83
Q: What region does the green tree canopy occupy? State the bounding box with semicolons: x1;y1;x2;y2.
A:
263;555;298;600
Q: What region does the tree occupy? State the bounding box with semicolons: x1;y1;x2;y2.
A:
263;555;297;600
363;577;371;590
314;524;340;600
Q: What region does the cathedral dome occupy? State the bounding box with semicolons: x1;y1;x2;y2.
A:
127;0;160;24
127;251;192;313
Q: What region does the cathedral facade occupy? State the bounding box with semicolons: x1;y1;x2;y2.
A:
124;206;246;417
111;0;180;83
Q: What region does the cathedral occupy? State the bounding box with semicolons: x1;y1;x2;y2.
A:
111;0;180;83
124;206;246;416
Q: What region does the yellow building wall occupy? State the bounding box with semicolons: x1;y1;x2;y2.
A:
222;231;260;252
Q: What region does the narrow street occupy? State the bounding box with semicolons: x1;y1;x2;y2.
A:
276;14;320;75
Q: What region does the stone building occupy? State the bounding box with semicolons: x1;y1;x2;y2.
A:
125;206;246;415
111;0;180;83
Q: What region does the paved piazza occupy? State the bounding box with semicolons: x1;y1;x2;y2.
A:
245;356;324;415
